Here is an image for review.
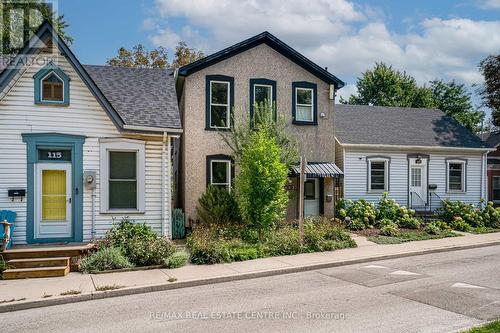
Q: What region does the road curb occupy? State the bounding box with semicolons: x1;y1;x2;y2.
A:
2;239;500;313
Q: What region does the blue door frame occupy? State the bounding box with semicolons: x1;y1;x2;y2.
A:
22;133;85;244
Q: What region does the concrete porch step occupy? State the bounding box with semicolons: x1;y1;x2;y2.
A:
2;266;69;280
6;257;70;269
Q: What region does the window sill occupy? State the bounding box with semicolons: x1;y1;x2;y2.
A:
367;190;387;194
35;101;69;106
446;191;466;194
100;209;145;215
205;127;231;131
292;120;317;126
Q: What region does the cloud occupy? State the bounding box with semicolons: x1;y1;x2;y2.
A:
147;0;500;97
477;0;500;9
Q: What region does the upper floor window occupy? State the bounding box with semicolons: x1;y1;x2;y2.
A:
447;159;466;192
250;79;277;125
206;75;234;130
33;62;70;105
292;82;317;125
42;73;64;101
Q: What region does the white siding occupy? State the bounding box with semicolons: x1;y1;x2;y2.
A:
343;148;485;207
0;48;171;244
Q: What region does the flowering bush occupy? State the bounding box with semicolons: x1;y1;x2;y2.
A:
338;199;376;229
379;219;399;236
438;200;484;228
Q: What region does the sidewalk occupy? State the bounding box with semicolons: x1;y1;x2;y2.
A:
1;231;500;312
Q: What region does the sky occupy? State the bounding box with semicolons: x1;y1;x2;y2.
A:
59;0;500;107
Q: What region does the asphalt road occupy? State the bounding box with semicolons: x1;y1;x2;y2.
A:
2;245;500;333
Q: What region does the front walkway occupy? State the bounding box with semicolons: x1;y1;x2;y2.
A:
1;232;500;311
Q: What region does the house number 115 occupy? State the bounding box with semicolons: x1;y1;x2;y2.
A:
47;151;62;159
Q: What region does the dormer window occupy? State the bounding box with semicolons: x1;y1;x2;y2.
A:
42;73;64;101
33;63;70;105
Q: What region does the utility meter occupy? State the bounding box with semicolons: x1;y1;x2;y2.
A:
83;171;97;190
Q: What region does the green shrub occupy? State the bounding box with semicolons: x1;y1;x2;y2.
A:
439;200;484;228
99;219;175;266
397;216;421;229
229;246;260;261
377;192;401;220
262;225;302;256
449;217;472;232
481;201;500;228
424;220;451;235
339;199;377;229
187;227;232;264
303;217;356;252
80;247;133;273
379;219;399;236
196;185;241;227
236;129;289;240
163;251;189;269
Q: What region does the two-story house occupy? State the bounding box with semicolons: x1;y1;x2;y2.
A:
175;32;345;224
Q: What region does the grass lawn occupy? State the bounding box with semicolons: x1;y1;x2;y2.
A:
365;229;459;245
462;320;500;332
471;227;500;234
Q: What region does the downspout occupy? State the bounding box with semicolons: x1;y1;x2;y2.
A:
161;132;167;236
481;152;486;206
91;188;96;240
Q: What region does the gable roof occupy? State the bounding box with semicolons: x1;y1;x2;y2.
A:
84;65;181;130
178;31;344;89
335;104;491;150
479;131;500;148
0;21;181;133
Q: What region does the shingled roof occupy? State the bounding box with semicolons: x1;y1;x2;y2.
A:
83;65;181;130
335;104;491;149
479;131;500;148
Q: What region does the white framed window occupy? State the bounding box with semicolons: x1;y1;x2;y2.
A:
209;81;230;129
99;139;145;213
254;84;272;106
210;159;231;191
367;158;389;192
295;87;314;122
447;159;466;192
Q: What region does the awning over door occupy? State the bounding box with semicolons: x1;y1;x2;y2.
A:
291;162;343;178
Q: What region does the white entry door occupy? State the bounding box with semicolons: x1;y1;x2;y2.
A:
409;159;428;205
35;163;72;239
304;178;320;217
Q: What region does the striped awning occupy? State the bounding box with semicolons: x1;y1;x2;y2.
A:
291;162;343;178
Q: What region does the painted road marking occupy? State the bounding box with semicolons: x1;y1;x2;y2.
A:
389;270;421;276
451;282;486;289
362;265;388;269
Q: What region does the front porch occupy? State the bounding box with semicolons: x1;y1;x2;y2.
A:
2;242;95;279
287;162;343;219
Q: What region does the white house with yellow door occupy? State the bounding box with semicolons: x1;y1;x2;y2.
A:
0;22;181;245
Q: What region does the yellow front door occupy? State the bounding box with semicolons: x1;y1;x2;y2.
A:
42;170;67;221
35;163;72;239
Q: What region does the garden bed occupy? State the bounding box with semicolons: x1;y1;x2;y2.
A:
186;217;357;265
360;228;459;245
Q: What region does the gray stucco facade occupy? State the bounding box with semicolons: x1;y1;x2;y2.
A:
179;43;338;223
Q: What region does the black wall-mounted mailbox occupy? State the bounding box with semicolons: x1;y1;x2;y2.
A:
8;189;26;200
428;184;438;190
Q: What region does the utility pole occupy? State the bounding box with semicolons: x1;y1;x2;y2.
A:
298;155;306;244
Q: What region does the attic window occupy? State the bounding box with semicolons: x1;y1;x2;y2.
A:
42;73;64;101
33;63;70;105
